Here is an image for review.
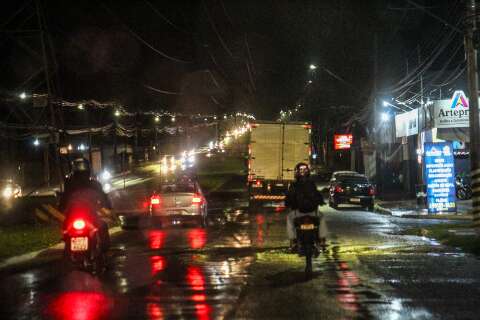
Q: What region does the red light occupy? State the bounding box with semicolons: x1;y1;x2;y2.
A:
150;255;165;275
368;186;375;196
335;185;344;193
45;291;112;320
255;180;262;187
72;219;86;230
148;230;166;249
147;303;164;320
186;266;205;291
188;228;206;249
151;195;161;205
192;195;202;204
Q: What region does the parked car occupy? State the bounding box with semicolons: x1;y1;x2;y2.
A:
329;173;375;211
149;178;208;227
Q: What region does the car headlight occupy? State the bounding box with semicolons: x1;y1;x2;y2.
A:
2;186;13;199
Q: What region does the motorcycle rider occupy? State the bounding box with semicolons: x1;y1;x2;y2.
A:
60;158;112;252
285;162;326;251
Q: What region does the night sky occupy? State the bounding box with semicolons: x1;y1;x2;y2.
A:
0;0;463;120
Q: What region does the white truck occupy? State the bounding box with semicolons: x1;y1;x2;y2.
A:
248;121;311;205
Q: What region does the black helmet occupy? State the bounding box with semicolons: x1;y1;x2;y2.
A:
294;162;310;180
71;158;91;175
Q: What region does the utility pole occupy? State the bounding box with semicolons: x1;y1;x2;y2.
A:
36;0;62;189
373;33;382;195
465;0;480;229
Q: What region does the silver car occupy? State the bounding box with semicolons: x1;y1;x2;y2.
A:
149;180;208;227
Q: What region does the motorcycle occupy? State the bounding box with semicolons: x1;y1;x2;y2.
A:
63;209;107;274
456;176;472;200
293;215;320;278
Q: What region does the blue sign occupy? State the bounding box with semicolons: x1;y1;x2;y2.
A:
424;142;456;214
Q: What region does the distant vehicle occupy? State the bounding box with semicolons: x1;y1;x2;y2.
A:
149;178;208;227
329;173;375;211
1;179;22;201
248;121;311;206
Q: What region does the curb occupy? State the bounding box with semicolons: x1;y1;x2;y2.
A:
374;204;472;221
0;226;122;270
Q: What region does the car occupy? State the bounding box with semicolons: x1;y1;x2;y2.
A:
329;171;359;181
1;179;22;200
329;173;375;211
148;178;208;227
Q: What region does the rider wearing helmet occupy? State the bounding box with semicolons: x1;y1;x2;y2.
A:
285;162;326;251
60;158;111;252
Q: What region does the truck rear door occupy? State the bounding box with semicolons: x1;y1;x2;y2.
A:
282;124;311;180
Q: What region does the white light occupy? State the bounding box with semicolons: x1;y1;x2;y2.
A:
78;143;87;151
224;115;227;119
208;141;214;149
19;92;27;100
312;154;317;159
67;144;73;151
416;148;423;155
154;116;160;122
152;146;156;150
78;104;84;110
307;80;313;84
101;170;111;181
2;186;13;199
381;112;390;122
214;115;217;120
383;101;389;107
204;118;208;121
309;64;317;70
171;116;176;122
33;138;40;146
103;183;111;193
114;110;121;117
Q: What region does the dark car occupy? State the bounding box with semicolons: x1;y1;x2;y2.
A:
329;173;375;211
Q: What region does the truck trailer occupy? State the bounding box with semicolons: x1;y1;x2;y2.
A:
248;121;311;206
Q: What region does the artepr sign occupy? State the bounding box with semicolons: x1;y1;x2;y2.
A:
334;134;353;150
424;142;456;214
433;90;471;128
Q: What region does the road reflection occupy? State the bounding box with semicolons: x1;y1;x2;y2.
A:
148;230;166;250
187;228;207;249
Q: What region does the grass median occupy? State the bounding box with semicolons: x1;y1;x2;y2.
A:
0;224;60;261
404;222;480;255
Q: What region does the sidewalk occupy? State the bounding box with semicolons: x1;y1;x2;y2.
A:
375;198;473;220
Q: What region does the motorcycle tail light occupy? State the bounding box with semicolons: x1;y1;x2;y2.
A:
151;195;161;205
72;219;86;230
335;185;344;193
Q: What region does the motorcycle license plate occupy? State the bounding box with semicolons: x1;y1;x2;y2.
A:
300;224;315;230
71;237;88;251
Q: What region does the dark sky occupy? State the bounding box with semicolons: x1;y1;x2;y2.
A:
0;0;463;120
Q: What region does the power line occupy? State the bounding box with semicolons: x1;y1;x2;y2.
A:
102;4;193;64
143;0;193;35
202;0;234;58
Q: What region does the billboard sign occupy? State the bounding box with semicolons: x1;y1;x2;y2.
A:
433;90;471;128
334;134;353;150
424;142;456;214
395;108;419;137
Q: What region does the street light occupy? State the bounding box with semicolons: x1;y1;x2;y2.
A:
33;138;40;146
309;64;317;70
114;110;121;117
171;116;176;122
154;116;160;122
19;92;27;100
381;112;390;122
78;104;84;110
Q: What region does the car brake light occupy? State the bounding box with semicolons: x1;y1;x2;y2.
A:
151;195;161;205
192;195;202;204
73;219;86;230
335;185;344;193
369;186;375;196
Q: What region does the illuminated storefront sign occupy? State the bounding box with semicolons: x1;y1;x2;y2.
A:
424;142;456;214
334;134;353;150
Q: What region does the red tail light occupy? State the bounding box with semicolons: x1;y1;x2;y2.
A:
151;195;161;205
334;185;344;193
369;186;375;196
72;219;86;230
192;195;202;204
255;180;262;187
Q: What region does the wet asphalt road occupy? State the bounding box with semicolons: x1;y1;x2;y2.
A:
1;189;480;319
